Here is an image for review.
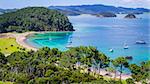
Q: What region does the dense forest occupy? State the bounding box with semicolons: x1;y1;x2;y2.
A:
0;7;74;33
0;46;149;83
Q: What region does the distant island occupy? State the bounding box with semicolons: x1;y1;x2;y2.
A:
0;8;17;14
124;14;136;19
92;12;117;17
1;4;149;17
0;7;74;33
48;4;150;16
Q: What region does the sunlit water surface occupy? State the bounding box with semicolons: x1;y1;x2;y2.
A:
26;13;150;64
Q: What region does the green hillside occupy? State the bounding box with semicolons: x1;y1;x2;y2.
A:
0;7;74;33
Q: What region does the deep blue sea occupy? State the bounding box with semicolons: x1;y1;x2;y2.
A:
26;13;150;64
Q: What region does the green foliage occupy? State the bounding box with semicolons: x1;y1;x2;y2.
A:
126;78;135;84
0;52;7;66
0;7;74;33
0;46;149;83
113;57;129;81
97;53;110;69
129;61;150;82
0;46;100;83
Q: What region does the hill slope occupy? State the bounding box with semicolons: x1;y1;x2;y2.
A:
0;7;74;33
0;8;17;14
48;4;150;15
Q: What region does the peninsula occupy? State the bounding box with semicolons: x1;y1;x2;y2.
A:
0;7;74;33
0;7;74;54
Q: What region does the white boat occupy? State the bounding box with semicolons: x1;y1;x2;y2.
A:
123;43;129;49
136;40;146;44
124;46;129;49
66;45;73;48
109;48;114;52
66;42;73;48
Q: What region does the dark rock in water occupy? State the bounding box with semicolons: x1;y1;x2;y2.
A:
125;14;136;19
125;56;133;60
93;12;117;17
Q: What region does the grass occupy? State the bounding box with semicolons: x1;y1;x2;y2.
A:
0;81;13;84
0;38;26;55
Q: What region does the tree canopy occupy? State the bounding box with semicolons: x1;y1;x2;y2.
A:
0;7;74;33
0;46;149;83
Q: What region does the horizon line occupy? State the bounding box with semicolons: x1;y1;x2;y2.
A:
0;4;150;10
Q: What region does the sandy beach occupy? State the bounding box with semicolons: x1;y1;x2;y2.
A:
0;32;38;51
84;68;131;80
13;32;38;51
0;31;73;51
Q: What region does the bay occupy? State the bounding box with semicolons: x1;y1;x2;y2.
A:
26;13;150;64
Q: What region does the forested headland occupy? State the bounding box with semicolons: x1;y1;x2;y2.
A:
0;7;74;33
0;46;149;84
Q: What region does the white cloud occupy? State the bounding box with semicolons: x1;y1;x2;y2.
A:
122;0;150;3
120;0;150;8
0;0;150;9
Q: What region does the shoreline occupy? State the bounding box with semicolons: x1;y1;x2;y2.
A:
0;31;132;80
0;31;73;51
0;32;38;51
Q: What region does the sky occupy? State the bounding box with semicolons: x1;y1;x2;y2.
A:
0;0;150;9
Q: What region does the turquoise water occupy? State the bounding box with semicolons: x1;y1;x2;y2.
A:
26;13;150;64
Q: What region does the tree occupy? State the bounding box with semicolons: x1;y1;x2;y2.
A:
0;52;7;81
106;67;115;76
0;46;149;83
0;52;7;66
0;7;74;33
129;64;143;82
111;59;118;80
113;57;129;82
126;78;135;84
141;61;150;82
94;53;110;74
129;61;150;82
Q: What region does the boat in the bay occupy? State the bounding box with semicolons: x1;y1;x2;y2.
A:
109;48;114;52
136;40;146;44
66;44;73;48
124;45;129;49
123;43;129;49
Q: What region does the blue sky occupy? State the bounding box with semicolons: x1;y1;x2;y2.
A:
0;0;150;9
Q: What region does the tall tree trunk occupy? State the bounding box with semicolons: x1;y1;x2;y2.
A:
114;70;117;80
98;62;101;74
98;66;100;74
94;66;96;75
120;65;123;82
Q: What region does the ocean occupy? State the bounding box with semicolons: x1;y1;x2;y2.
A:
26;13;150;64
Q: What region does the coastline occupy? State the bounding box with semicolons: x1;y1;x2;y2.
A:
0;31;132;80
14;32;38;51
0;32;37;51
0;31;73;51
